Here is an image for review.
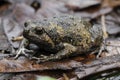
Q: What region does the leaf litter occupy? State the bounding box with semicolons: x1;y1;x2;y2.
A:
0;0;120;80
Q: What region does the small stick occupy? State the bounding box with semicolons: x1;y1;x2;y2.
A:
101;14;108;39
63;73;69;80
11;36;23;42
97;14;108;58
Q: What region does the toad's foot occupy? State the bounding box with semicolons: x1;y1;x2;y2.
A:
36;43;77;63
96;41;106;58
31;55;49;63
14;47;33;59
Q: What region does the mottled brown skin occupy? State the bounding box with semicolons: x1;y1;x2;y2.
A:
23;15;103;62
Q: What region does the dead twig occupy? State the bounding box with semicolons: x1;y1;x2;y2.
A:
63;73;69;80
101;14;108;39
11;36;23;42
97;14;108;58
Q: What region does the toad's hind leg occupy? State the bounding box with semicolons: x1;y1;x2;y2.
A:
38;43;77;63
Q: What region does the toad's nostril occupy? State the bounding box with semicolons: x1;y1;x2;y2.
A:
24;20;31;27
24;22;28;27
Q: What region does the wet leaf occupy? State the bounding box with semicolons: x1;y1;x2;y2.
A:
65;0;101;10
0;18;10;50
2;3;35;48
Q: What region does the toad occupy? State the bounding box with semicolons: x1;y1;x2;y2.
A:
15;15;103;62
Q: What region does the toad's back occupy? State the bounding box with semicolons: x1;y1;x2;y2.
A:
32;15;93;46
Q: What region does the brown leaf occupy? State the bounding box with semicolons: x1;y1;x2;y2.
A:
102;0;120;8
0;53;96;73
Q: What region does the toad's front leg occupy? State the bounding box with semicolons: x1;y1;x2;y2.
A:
14;39;33;59
37;43;77;63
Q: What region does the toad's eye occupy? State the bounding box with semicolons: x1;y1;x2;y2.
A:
35;27;45;35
